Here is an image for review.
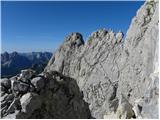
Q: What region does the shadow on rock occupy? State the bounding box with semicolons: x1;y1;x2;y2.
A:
1;70;92;119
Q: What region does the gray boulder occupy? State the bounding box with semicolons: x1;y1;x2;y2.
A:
1;97;21;117
104;94;135;119
6;98;21;115
1;78;11;89
18;69;36;82
11;80;30;94
1;71;91;119
20;92;42;114
31;77;45;91
4;94;14;102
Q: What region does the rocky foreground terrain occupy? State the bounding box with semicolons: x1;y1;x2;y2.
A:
0;0;159;119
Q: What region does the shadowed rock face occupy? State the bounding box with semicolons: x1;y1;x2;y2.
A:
1;70;91;119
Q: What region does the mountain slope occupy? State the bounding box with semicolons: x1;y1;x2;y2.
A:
116;0;159;118
1;52;52;78
1;0;159;119
45;0;159;118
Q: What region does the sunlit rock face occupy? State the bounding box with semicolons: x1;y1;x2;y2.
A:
45;28;124;118
45;1;158;119
116;0;159;118
1;0;158;119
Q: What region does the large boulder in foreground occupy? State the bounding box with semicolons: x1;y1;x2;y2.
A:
1;70;91;119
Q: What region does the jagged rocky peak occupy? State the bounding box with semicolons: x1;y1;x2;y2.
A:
45;28;124;81
1;1;158;119
90;29;108;38
114;0;158;119
45;28;125;118
124;0;158;50
117;0;158;98
64;32;84;47
1;52;9;63
45;32;85;73
45;1;158;119
87;28;123;47
2;52;9;57
115;31;123;43
10;52;19;58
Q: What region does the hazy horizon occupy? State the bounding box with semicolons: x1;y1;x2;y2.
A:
1;51;55;54
2;1;144;53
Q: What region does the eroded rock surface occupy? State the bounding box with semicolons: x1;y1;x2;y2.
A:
116;0;159;118
1;0;158;119
45;28;124;118
45;0;159;119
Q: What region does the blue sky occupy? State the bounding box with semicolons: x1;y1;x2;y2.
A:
1;1;144;53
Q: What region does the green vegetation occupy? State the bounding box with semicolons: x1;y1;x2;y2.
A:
88;37;93;46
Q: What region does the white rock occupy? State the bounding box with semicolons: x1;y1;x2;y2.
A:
20;92;41;114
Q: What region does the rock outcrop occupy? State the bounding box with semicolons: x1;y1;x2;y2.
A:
45;29;123;118
1;69;91;118
45;0;159;119
1;0;158;119
116;0;159;118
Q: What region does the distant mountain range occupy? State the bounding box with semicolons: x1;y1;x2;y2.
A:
1;51;52;78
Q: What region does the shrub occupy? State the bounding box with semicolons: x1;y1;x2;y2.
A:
88;37;93;46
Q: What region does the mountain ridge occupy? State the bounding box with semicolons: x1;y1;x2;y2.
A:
1;0;159;119
1;52;52;78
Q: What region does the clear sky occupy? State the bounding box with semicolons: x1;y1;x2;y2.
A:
1;1;144;53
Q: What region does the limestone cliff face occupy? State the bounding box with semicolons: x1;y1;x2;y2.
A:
117;0;159;118
45;29;124;118
45;0;159;119
45;33;84;76
118;0;159;100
